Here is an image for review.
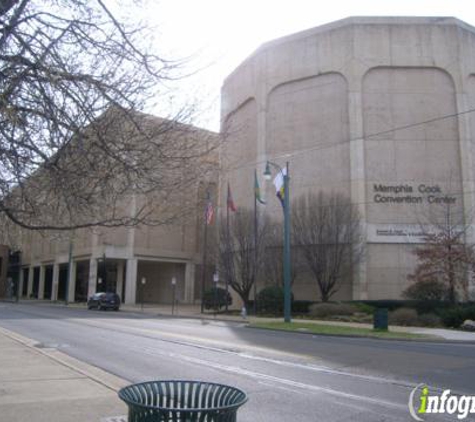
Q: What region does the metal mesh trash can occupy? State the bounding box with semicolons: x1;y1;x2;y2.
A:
118;380;248;422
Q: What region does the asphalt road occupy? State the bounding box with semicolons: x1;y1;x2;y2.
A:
1;302;474;421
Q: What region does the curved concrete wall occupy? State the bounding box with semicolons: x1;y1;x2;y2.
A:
220;17;475;300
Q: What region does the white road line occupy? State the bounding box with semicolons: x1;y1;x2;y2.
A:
137;345;407;411
63;317;419;390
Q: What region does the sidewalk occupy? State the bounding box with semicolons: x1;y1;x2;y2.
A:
0;326;128;422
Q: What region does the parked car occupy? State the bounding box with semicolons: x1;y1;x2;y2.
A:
87;292;120;311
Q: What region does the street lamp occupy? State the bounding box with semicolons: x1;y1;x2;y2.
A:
171;277;177;315
213;272;219;315
263;161;292;323
140;277;146;311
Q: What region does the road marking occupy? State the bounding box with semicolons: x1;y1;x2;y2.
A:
67;317;314;361
136;345;407;411
79;318;420;390
238;352;418;389
19;315;422;391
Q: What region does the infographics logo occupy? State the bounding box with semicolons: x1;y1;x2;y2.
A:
409;384;475;420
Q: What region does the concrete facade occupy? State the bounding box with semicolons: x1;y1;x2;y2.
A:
13;211;206;305
10;116;219;305
220;17;475;300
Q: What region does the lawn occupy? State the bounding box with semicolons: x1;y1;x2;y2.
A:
250;321;437;340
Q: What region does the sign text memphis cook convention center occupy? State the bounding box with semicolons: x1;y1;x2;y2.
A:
368;183;459;244
373;184;457;205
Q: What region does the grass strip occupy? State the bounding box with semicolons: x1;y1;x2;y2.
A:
250;321;437;340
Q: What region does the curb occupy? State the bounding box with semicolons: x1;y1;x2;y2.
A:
123;309;248;324
246;324;475;344
0;326;130;392
5;299;249;325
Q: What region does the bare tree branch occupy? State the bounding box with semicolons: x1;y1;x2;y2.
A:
292;192;364;302
407;203;474;303
217;208;269;308
0;1;217;231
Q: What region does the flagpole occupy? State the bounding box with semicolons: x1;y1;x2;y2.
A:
263;161;292;323
225;189;230;313
201;191;210;314
200;222;208;313
254;172;258;316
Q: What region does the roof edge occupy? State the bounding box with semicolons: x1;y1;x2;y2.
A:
222;16;475;87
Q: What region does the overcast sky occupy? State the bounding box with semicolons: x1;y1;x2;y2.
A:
143;0;475;130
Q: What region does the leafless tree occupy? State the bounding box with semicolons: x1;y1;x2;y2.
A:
0;1;217;231
292;192;364;302
263;220;300;288
217;208;269;308
407;204;475;303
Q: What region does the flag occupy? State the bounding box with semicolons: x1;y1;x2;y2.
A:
227;182;237;212
273;167;287;208
254;170;266;205
205;191;214;225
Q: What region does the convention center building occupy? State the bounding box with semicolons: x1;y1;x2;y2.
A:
3;16;475;304
220;16;475;300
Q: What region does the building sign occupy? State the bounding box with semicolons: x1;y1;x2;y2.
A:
372;184;456;204
367;224;428;243
368;223;467;244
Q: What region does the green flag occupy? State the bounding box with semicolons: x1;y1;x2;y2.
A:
255;170;266;204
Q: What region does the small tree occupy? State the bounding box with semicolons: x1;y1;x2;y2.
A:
407;205;475;303
263;220;299;288
292;192;363;302
217;208;268;308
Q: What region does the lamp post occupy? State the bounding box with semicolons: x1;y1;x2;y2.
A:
213;271;219;315
171;277;176;315
264;161;291;323
140;277;146;311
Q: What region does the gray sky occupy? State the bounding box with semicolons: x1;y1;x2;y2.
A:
143;0;474;130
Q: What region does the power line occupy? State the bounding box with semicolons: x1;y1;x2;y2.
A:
222;106;475;175
217;106;475;212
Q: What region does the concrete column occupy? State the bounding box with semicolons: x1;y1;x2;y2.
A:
18;269;24;299
38;266;46;300
455;92;475;299
126;194;137;252
124;258;137;304
52;264;59;301
348;79;368;300
116;260;124;299
184;262;195;304
88;258;98;298
68;261;77;303
26;266;34;298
